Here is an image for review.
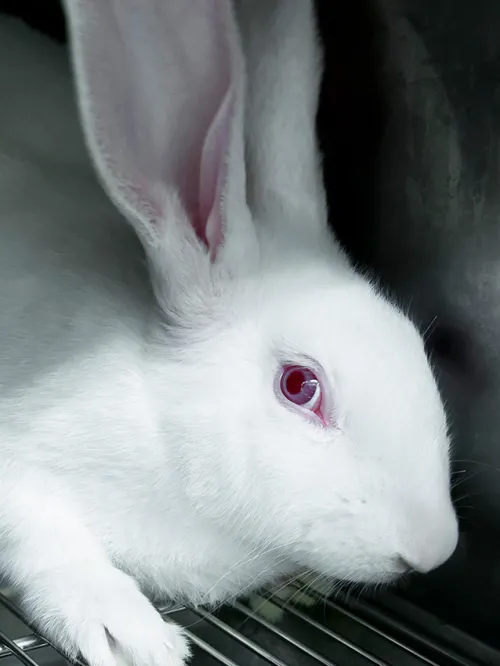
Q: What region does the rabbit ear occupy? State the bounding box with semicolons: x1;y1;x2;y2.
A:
63;0;252;288
235;0;328;238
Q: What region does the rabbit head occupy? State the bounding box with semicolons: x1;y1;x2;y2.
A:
63;0;458;584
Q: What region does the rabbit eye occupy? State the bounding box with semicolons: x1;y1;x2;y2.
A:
280;365;322;413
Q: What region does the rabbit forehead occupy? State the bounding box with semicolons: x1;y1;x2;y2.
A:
256;273;422;363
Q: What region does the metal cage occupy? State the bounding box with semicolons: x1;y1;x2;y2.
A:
1;586;497;666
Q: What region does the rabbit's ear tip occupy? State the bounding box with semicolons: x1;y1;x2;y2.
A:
196;88;235;260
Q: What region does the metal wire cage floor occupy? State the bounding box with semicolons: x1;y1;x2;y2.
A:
0;584;498;666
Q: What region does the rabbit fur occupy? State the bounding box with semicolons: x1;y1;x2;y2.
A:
0;1;457;664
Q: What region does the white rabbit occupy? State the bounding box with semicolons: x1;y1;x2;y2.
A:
0;1;457;665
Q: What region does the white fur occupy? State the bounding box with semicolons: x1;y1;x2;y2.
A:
0;2;457;665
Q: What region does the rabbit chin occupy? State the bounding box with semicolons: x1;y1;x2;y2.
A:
286;542;410;587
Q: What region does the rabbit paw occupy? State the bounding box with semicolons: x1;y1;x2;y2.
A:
30;568;190;666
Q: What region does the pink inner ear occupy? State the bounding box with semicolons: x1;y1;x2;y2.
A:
197;89;234;261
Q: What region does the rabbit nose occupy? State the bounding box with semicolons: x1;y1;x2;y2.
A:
398;506;459;574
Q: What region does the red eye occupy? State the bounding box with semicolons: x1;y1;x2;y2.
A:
280;365;322;413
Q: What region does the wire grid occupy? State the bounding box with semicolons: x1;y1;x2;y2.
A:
0;584;495;666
